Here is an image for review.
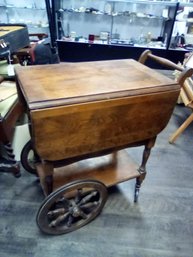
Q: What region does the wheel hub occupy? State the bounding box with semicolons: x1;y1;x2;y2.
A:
70;205;81;217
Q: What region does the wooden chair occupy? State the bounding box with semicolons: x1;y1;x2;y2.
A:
169;72;193;143
0;77;23;177
15;33;49;65
138;50;193;144
15;33;60;66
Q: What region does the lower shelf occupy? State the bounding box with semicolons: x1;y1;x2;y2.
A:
37;149;140;192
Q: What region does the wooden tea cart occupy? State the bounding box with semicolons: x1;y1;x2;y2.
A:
15;50;192;235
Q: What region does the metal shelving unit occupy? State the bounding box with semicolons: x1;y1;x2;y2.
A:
0;0;49;34
51;0;178;50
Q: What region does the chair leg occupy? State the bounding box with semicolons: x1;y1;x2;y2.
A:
169;112;193;144
0;142;21;177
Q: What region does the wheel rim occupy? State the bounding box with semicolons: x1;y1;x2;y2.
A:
21;140;37;175
36;180;108;235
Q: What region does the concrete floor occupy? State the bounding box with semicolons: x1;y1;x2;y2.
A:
0;104;193;257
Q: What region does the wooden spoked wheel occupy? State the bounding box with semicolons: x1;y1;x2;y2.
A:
36;180;108;235
20;140;37;175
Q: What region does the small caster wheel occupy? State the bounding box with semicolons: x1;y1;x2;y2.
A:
36;179;108;235
20;140;38;175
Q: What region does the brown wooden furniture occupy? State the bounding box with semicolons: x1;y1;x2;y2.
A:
15;52;193;235
169;77;193;143
0;24;29;54
0;80;23;177
139;50;193;144
15;33;49;66
15;33;48;66
166;52;193;143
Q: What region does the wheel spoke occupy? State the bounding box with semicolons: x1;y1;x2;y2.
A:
78;209;87;219
80;201;99;210
47;208;66;218
67;215;74;227
75;188;83;203
49;212;70;227
56;196;70;208
79;190;98;205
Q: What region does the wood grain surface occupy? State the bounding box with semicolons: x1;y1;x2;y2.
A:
0;105;193;257
15;59;180;161
15;60;178;109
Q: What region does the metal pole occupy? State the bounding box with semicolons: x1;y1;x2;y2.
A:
45;0;56;48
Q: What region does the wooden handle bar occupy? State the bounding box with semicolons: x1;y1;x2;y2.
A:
139;50;193;87
138;50;183;71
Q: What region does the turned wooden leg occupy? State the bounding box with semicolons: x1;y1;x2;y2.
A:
36;161;54;196
134;138;156;202
45;174;54;196
41;161;54;196
111;151;118;166
1;142;21;177
4;142;15;160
